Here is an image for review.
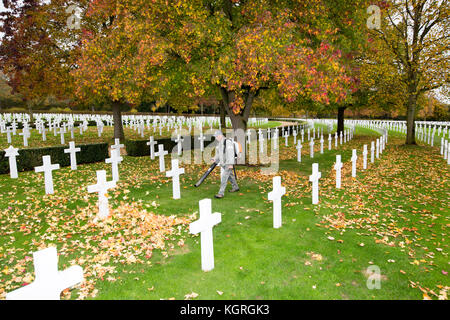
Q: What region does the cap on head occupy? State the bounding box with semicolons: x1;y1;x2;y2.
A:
214;130;223;138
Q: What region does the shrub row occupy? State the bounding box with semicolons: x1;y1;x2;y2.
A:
0;143;109;175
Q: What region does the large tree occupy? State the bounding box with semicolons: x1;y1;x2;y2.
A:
0;0;85;113
74;0;354;135
368;0;449;144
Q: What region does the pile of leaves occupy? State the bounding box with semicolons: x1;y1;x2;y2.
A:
0;202;191;300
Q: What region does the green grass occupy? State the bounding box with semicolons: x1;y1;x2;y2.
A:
0;123;448;300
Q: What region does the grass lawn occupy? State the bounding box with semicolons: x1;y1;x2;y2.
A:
0;123;448;300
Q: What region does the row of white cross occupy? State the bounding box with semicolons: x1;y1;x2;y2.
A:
2;123;442;300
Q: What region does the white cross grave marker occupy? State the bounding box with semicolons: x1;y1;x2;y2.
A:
376;139;380;159
166;159;185;199
111;138;124;155
320;135;324;154
296;141;302;162
268;176;286;229
363;145;368;170
334;155;343;189
309;163;321;204
5;247;83;300
87;170;116;219
189;199;221;272
19;128;29;147
59;127;65;145
146;136;157;160
309;139;315;158
5;145;19;179
105;148;123;181
351;149;357;178
155;144;168;172
198;133;206;152
64;141;81;170
34;155;60;195
371;141;375;163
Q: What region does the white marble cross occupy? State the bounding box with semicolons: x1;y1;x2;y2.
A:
362;145;368;170
105;148;123;181
296;141;302;162
146;136;157;160
335;133;338;148
259;131;265;154
189;199;221;272
69;126;75;139
309;139;315;158
340;131;343;145
6;127;13;144
371;141;375;163
198;133;206;152
379;136;384;154
5;247;83;300
41;126;47;141
64;141;81;170
376;139;380;159
320;135;324;154
87;170;116;219
334;155;343;189
447;144;450;165
440;138;444;155
19;128;29;147
309;163;321;204
175;134;183;156
444;140;448;160
246;130;252;145
284;131;289;147
328;134;332;150
166;159;185;199
111;138;124;155
35;155;60;195
5;145;19;179
59;127;65;145
155;144;168;172
268;176;286;229
351;149;357;178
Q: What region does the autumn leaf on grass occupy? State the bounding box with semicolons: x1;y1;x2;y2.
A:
184;292;199;300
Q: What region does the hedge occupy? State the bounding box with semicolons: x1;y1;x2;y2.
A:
0;143;109;175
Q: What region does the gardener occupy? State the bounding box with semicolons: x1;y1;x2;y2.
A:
212;130;240;198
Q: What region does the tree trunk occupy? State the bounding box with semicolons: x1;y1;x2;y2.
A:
219;101;226;129
112;101;125;141
337;106;347;133
405;93;417;145
219;87;256;164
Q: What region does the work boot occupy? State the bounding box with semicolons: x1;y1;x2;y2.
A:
214;194;224;199
229;187;240;193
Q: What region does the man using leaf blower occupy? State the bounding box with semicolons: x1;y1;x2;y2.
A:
212;130;240;198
